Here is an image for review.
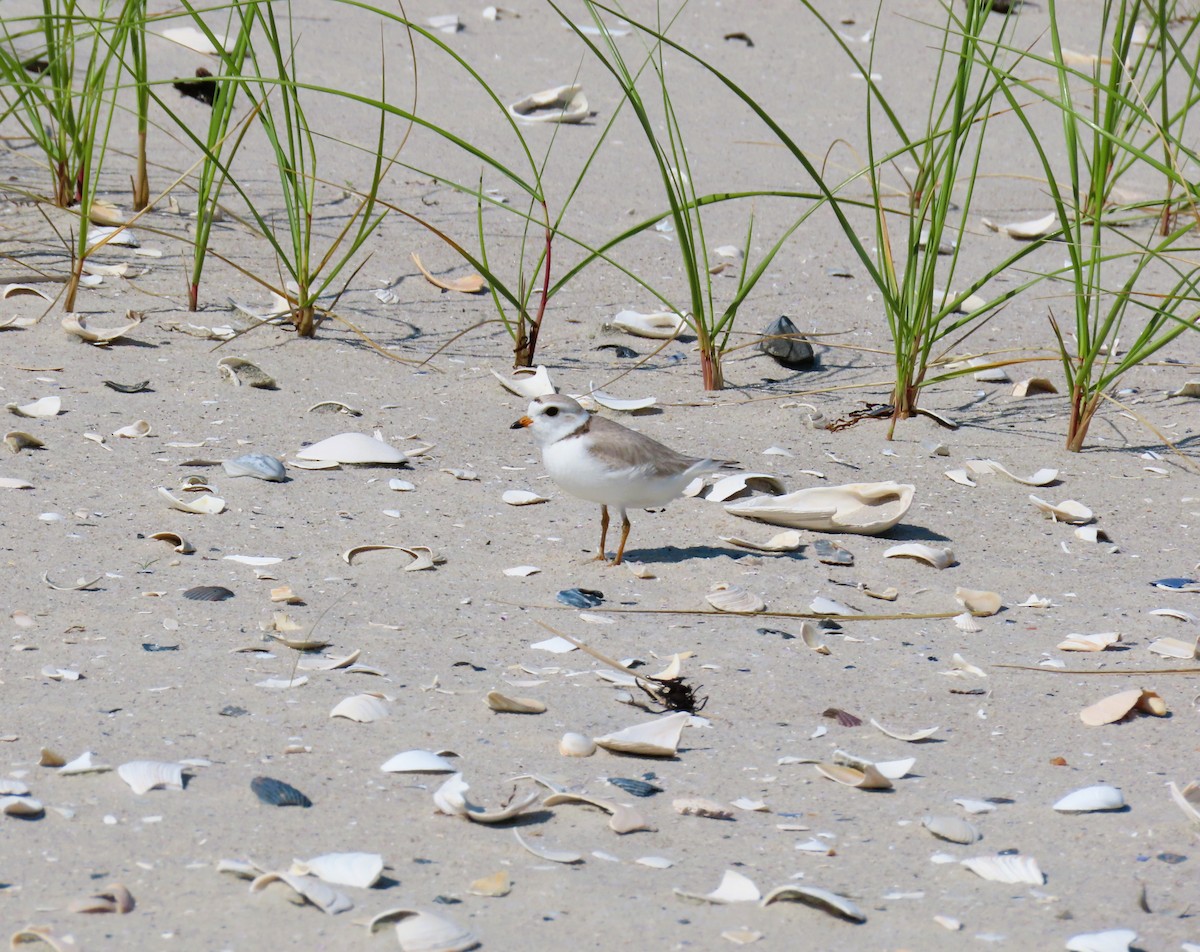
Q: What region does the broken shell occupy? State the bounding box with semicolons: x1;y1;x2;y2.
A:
223;452;286;481
502;489;549;506
922;815;981;844
513;828;583;864
587;388;657;412
298;432;406;465
558;732;596;757
610;309;688;339
367;908;478;952
468;870;511;897
250;776;311;807
485;691;546;714
249;871;352;915
725;481;915;534
675;870;761;904
814;762;893;790
1;796;44;817
594;711;689;757
965;459;1059;486
1012;376;1059;396
955;587;1001;615
1065;929;1138;952
705;582;766;614
1002;212;1058;239
441;468;478;481
411;252;485;293
117;760;184;795
719;529;804;553
330;693;390;723
760;885;867;923
1058;632;1121;652
945;468;976;487
509;83;589;123
290;852;383;888
954;611;982;632
960;854;1044;885
608;777;661;798
68;883;135;914
1052;784;1125;814
307;400;363;416
380;750;458;774
706;473;787;502
870;718;938;742
884;543;955;569
491;365;555;398
541;791;653;833
390;478;416;492
9;925;81;950
433;773;538;823
1168;780;1200;826
673;797;734;819
111;420;151;438
148;531;195;554
0;477;33;489
1146;636;1198;659
1030;495;1094;525
7;396;61;418
5;431;45;453
217;356;277;388
62;311;143;344
296;648;362;671
1080;688;1162;726
158;487;225;514
58;751;110;774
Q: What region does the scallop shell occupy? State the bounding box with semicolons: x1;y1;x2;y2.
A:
117;760;184;795
217;356;276;389
955;588;1001;615
367;908;478;952
760;885;866;922
513;828;583;864
380;750;457;773
610;309;688;339
1052;784;1125;814
249;871;352;915
706;473;787;502
1064;929;1138;952
158;487;226;514
1030;495;1094;524
432;773;538;823
298;432;406;464
112;420;151;438
960;854;1044;885
491;365;555;398
725;481;915;534
922;815;981;844
330;693;390;723
884;543;955;569
502;489;549;506
290;852;383;888
62;311;143;344
593;711;689;757
7;396;61;418
508;83;588;123
674;870;760;904
705;582;766;614
965;459;1059;486
558;732;595;757
223;453;286;481
484;691;545;714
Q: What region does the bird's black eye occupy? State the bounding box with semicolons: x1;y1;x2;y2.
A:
544;406;559;417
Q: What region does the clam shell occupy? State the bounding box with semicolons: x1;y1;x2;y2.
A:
800;621;831;655
217;356;276;389
112;420;151;438
5;431;45;453
760;885;866;923
725;481;914;534
1065;929;1138;952
610;309;688;339
380;749;457;773
432;773;538;823
290;852;383;888
161;25;227;53
0;795;44;817
955;588;1001;615
7;396;61;418
883;543;956;569
1079;688;1144;726
367;909;478;952
1002;212;1058;239
223;453;286;481
587;388;657;412
594;711;689;757
705;582;766;614
675;869;761;904
0;477;33;489
330;693;390;723
1012;376;1059;396
491;365;555;398
706;473;786;502
1030;495;1094;524
117;760;184;795
558;732;596;757
814;762;893;790
1053;784;1125;813
961;854;1044;885
513;828;583;864
965;459;1058;486
158;487;225;514
62;311;143;344
484;691;545;714
250;871;352;915
922;815;981;844
1146;636;1199;659
149;531;195;554
298;432;406;464
508;83;588;123
870;718;938;742
502;489;549;506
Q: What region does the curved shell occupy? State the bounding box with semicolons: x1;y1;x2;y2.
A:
705;582;766;614
955;588;1001;615
965;459;1059;486
558;732;596;757
0;795;44;817
674;869;761;904
158;487;226;514
217;356;276;389
367;908;478;951
290;852;383;889
587;388;657;412
223;453;287;481
62;311;143;343
726;482;915;534
250;871;352;915
922;814;981;844
594;711;689;757
484;691;546;714
884;543;955;569
813;762;893;790
149;530;195;554
330;693;390;723
513;828;583;864
432;773;538;823
706;473;787;502
610;309;688;339
760;884;866;922
298;433;406;464
1065;930;1138;952
502;489;549;506
1052;784;1125;813
112;420;151;438
380;750;458;774
1030;494;1094;524
719;529;804;553
117;760;184;795
491;365;555;399
961;854;1044;885
7;396;61;418
508;83;588;123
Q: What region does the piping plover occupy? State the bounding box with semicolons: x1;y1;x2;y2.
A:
511;394;721;565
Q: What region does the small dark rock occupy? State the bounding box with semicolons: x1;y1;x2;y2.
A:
758;315;815;370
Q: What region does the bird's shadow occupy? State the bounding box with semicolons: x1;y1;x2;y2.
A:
624;543;749;564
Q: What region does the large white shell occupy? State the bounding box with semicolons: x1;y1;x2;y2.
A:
610;309;688;339
290;852;383;888
705;582;766;614
508;83;588;123
380;750;457;774
760;885;867;922
725;482;915;534
1052;785;1125;813
706;473;786;502
250;871;352;915
117;760;184;795
297;433;407;464
1030;495;1094;525
1065;930;1138;952
1002;212;1057;239
960;854;1044;885
883;543;955;569
330;693;390;723
367;908;479;952
593;711;689;757
491;365;555;398
558;732;596;757
7;396;61;418
922;815;981;844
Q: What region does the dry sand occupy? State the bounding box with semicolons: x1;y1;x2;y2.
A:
1;1;1198;949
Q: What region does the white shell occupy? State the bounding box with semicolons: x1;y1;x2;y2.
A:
1031;495;1096;525
726;482;915;534
330;693;390;723
432;773;538;823
813;762;893;790
1057;632;1120;652
59;751;111;775
1002;212;1058;239
587;388;657;412
249;871;353;915
1065;930;1138;952
760;884;866;922
955;588;1002;615
870;718;938;742
7;396;61;418
502;489;549;506
922;815;981;844
705;582;766;614
390;478;416;492
508;83;589;123
706;473;786;502
512;828;583;864
558;732;595;757
112;420;151;438
1146;636;1198;659
290;852;383;888
161;25;227;53
1168;781;1200;826
960;854;1044;885
380;750;457;774
1079;688;1147;726
368;908;478;951
1052;784;1125;813
0;796;44;816
62;312;143;343
1012;377;1060;397
719;529;804;552
223;453;286;481
491;365;555;398
541;791;653;834
674;869;761;904
117;760;184;795
158;487;226;514
593;711;689;757
484;691;545;713
610;309;688;339
883;543;955;569
297;433;406;464
965;458;1059;486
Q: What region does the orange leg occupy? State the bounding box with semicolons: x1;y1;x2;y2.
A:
612;511;632;566
593;505;610;561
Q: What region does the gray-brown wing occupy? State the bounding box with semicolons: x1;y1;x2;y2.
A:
584;415;710;478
